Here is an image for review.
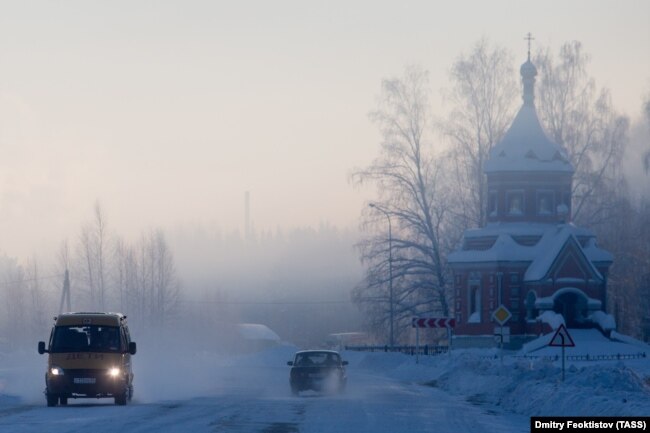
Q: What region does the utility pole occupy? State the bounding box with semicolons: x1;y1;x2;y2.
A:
369;203;394;349
58;269;71;314
244;191;250;242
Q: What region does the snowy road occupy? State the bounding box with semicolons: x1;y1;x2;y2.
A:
3;331;647;432
0;359;529;433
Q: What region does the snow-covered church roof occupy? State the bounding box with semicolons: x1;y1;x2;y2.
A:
483;59;573;174
447;222;613;282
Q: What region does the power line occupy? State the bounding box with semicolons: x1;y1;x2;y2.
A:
180;299;352;305
0;273;64;289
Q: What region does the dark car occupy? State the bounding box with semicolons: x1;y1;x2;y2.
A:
287;350;348;395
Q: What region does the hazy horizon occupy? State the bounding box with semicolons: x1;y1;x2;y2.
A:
1;0;649;260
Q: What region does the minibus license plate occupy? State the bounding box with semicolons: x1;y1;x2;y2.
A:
74;378;96;384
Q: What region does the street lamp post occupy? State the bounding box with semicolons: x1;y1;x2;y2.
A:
369;203;394;349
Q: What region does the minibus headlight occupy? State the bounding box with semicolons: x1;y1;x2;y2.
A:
108;367;121;378
50;366;64;376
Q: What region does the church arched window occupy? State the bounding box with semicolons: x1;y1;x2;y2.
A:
537;190;554;215
525;291;537;321
488;190;498;217
506;190;524;216
467;275;481;323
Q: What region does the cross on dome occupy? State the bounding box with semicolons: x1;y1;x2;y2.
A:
483;34;573;175
520;33;538;107
524;32;535;61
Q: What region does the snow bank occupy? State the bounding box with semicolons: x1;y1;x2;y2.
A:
0;349;49;405
521;329;645;359
590;311;616;331
610;331;650;350
537;310;564;330
429;354;650;416
521;332;554;353
347;339;650;418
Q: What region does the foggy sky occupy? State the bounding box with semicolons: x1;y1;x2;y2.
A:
1;0;649;260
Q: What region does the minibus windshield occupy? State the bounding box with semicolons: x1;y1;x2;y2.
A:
50;325;122;353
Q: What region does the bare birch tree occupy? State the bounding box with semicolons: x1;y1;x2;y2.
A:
643;95;650;174
113;237;128;312
534;41;629;227
94;203;109;311
351;66;451;341
74;203;111;310
76;225;96;309
25;258;49;340
113;229;180;329
55;240;72;307
0;256;26;348
149;229;180;325
441;39;518;228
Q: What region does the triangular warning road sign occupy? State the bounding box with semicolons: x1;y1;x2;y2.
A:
548;324;575;347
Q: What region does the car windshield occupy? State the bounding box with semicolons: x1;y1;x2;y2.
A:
295;352;340;366
51;325;122;353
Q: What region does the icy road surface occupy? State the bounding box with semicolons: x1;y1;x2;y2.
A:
0;349;528;433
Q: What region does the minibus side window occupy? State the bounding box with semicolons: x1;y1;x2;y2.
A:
120;327;128;352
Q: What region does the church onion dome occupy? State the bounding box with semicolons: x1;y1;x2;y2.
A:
484;58;573;174
520;59;537;78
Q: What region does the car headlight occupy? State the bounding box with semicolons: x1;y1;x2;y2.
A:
108;367;121;378
50;366;64;376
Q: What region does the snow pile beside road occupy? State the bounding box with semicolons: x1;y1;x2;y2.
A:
0;349;49;405
349;349;650;417
433;353;650;416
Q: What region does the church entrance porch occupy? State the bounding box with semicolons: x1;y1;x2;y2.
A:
534;287;602;329
553;291;588;327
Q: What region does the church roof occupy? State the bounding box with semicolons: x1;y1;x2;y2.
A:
483;57;574;174
447;222;613;282
483;104;574;173
523;227;600;281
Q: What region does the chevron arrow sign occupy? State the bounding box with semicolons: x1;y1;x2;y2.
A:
411;317;456;328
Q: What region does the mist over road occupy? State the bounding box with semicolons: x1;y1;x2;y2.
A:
0;348;528;433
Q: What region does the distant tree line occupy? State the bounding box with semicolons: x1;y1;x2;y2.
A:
0;256;49;349
0;203;181;347
61;202;181;330
353;38;650;341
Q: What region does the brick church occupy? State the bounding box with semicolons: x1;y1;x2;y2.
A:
447;52;613;348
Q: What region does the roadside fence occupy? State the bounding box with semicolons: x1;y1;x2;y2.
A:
345;345;449;356
512;352;647;362
345;346;647;362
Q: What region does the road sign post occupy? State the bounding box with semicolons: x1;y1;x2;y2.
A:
548;324;575;381
562;342;566;382
412;317;456;364
495;323;505;358
492;305;512;365
416;326;420;364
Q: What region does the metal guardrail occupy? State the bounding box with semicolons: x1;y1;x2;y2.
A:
345;345;449;356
